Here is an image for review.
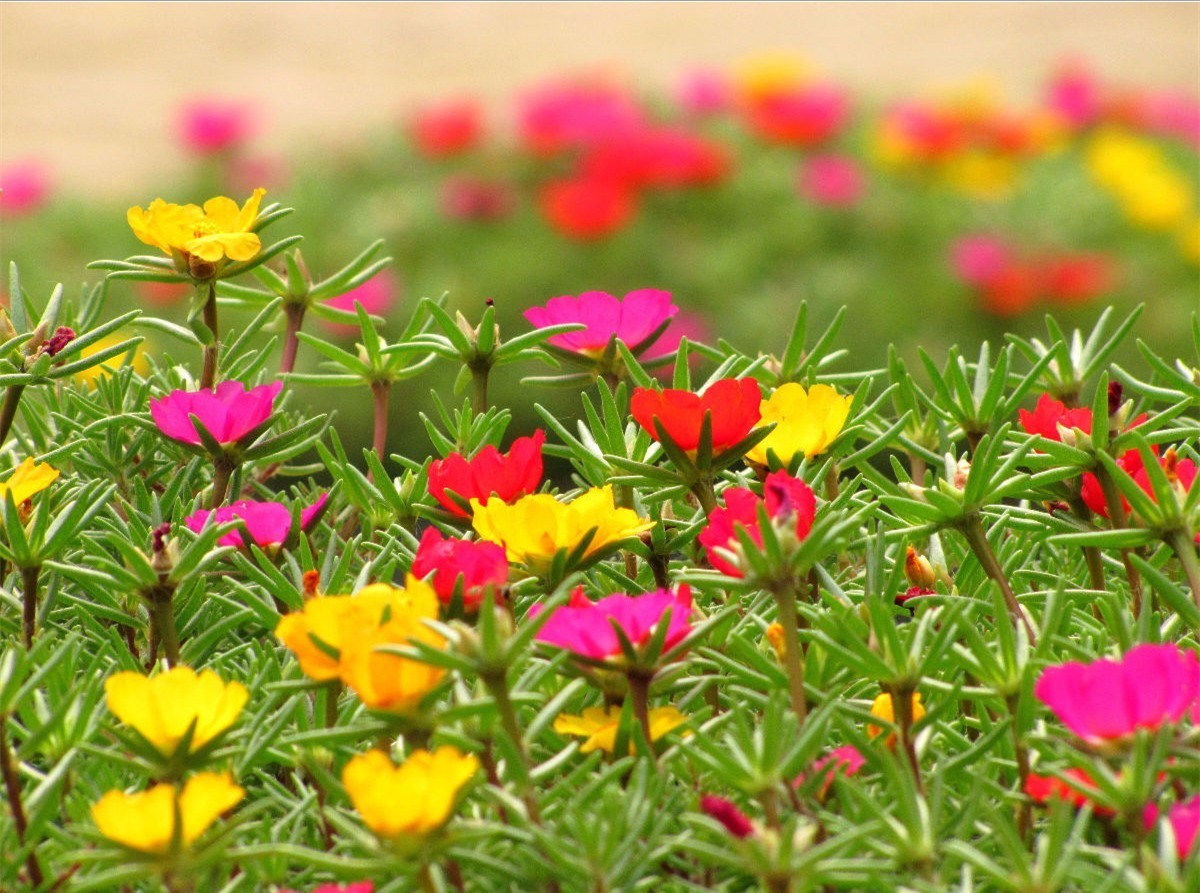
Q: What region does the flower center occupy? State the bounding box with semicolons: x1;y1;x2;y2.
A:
192;220;221;238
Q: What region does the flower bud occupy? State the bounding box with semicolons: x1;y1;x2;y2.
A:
700;795;756;839
903;546;936;588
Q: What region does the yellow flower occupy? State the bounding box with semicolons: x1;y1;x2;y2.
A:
1119;172;1192;230
733;52;810;100
91;771;244;854
336;578;447;713
746;383;853;467
764;623;787;663
342;746;478;841
867;691;926;747
0;457;58;505
127;188;265;264
74;333;151;386
941;151;1018;200
275;594;367;682
471;485;654;574
104;666;247;757
553;705;689;754
1179;218;1200;264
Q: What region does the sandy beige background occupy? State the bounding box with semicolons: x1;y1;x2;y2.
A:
2;2;1198;196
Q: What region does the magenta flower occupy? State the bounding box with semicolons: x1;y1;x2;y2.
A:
1145;795;1200;860
531;586;693;663
281;883;374;893
949;235;1013;287
699;795;755;839
699;472;817;578
0;160;50;216
177;98;255;155
150;381;283;446
524;289;678;357
185;494;327;549
799;155;865;208
1034;643;1200;745
518;82;644;155
321;270;400;333
411;527;509;611
676;69;730;117
795;744;866;793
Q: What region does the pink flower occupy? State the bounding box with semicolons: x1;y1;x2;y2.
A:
185;495;327;549
699;472;816;578
1034;643;1200;745
1145;795;1200;860
741;84;849;147
949;235;1013;287
795;744;865;794
177;99;255;155
676;69;730;117
699;795;755;838
1046;63;1102;129
531;586;693;663
0;160;50;216
321;270;400;333
281;884;374;893
150;381;283;446
525;289;678;357
440;176;515;222
411;527;508;611
518;82;644;155
799;155;865;207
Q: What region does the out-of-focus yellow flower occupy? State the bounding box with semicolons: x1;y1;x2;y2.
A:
764;623;787;662
1179;218;1200;264
732;53;810;100
336;578;446;713
1119;173;1192;230
746;383;852;466
868;691;926;747
91;772;243;854
73;334;151;386
1086;130;1194;231
104;666;247;757
342;746;478;841
553;705;689;753
0;457;58;505
127;188;265;264
471;485;654;574
942;151;1018;200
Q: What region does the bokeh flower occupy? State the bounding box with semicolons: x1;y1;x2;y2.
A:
185;494;327;549
518;81;643;155
1145;795;1200;861
631;377;762;455
411;526;509;610
150;380;282;446
91;772;243;854
539;175;636;240
795;744;865;796
799;154;865;207
409;99;484;157
0;457;59;505
1024;768;1115;816
321;269;400;332
177;98;255;155
1034;643;1200;745
128;188;266;266
532;586;693;663
104;666;248;757
699;795;756;839
524;289;678;357
868;691;927;746
73;333;151;386
471;485;653;573
0;160;50;216
745;382;853;466
440;176;515;222
342;746;478;842
427;430;545;518
699;471;816;577
553;704;688;753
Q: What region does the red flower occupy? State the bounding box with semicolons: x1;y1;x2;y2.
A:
980;264;1040;317
409;100;483;158
1039;253;1114;305
741;85;849;147
631;378;762;455
427;431;546;518
411;527;508;610
1018;393;1093;443
539;176;636;240
1024;768;1115;816
579;128;730;190
1080;445;1190;522
698;471;816;578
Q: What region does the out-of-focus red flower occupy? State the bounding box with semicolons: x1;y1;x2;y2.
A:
699;795;755;838
1024;768;1115;816
518;82;644;155
740;84;849;147
795;744;865;797
1038;252;1115;305
1018;393;1093;443
798;154;865;207
411;527;508;611
539;176;636;240
580;128;731;190
980;264;1041;317
410;100;484;158
440;176;515;222
0;160;50;216
427;431;546;518
631;378;761;455
177;99;255;156
281;883;374;893
698;471;816;578
135;280;191;306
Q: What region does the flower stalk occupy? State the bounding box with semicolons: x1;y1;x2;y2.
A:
0;715;44;888
20;565;39;649
770;581;807;725
200;282;219;390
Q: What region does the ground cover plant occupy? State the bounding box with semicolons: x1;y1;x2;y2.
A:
0;57;1198;893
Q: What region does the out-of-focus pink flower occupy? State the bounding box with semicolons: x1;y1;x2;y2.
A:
229;154;288;194
699;471;816;578
150;381;282;446
530;586;693;663
741;84;849;147
1018;393;1093;443
539;176;636;240
135;280;191;306
580;128;731;189
321;270;400;332
676;69;731;117
281;883;374;893
795;744;865;795
0;160;50;216
410;100;484;158
949;235;1013;287
799;154;865;207
185;494;327;549
1145;795;1200;860
699;795;755;838
411;527;508;611
524;289;678;357
177;99;255;155
1046;63;1102;129
643;311;711;360
1034;643;1200;745
1135;91;1200;148
518;82;644;155
440;175;515;222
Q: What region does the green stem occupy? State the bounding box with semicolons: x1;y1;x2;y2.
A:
772;583;808;724
0;385;25;446
0;715;44;888
323;680;341;729
691;475;717;515
200;282;219;390
1095;464;1144;616
627;671;655;750
960;514;1037;644
417;861;437;893
470;364;490;414
1169;530;1200;613
482;670;542;822
148;587;180;667
210;457;235;509
889;684;925;796
1006;694;1032;843
20;565;39;649
370;380;390;471
281;303;306;375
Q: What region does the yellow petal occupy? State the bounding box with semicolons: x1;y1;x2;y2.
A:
179;772;244;845
91;783;176;853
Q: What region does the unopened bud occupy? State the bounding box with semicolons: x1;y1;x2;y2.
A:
904;546;936;588
1107;381;1123;417
150;522;174;575
952;456;971;491
40;326;76;357
301;570;321;600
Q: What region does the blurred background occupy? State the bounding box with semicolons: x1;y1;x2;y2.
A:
2;2;1198;459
